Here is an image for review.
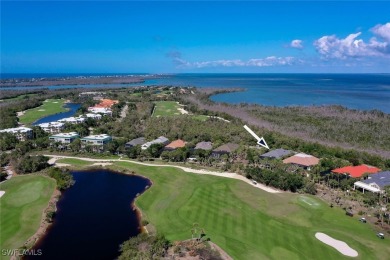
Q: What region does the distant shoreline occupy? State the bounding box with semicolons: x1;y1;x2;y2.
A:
0;75;160;88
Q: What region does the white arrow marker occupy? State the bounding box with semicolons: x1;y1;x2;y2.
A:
243;125;269;149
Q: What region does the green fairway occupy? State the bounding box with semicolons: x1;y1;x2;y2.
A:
108;161;390;260
19;99;67;125
152;101;181;117
0;175;56;254
56;158;93;166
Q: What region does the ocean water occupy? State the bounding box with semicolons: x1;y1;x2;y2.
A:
148;74;390;113
1;73;389;113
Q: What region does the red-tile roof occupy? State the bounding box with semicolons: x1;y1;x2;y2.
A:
331;164;381;178
165;139;186;149
92;99;119;108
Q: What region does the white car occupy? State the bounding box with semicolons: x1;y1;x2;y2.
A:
377;232;385;239
252;180;257;185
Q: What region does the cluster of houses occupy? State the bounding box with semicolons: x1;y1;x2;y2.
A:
87;98;119;115
125;136;241;158
0;99;119;140
260;148;390;194
2;125;389;194
37;98;119;134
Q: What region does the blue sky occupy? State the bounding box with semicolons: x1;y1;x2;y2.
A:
1;1;390;73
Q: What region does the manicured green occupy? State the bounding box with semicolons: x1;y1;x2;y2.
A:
109;161;390;260
152;101;181;117
19;99;67;125
56;158;93;166
0;175;56;254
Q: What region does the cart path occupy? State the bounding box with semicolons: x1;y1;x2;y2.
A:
45;155;281;193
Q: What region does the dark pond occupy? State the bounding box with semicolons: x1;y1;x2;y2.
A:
27;169;151;260
32;103;81;125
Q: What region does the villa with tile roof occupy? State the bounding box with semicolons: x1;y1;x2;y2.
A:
331;164;381;178
165;139;186;151
283;153;319;170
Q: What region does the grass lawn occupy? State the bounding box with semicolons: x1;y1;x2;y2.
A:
0;175;56;255
56;158;93;166
192;115;209;121
152;101;181;117
107;161;390;260
19;99;67;125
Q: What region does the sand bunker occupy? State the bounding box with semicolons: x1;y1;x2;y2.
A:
17;111;26;117
178;108;189;114
315;232;358;257
0;191;5;198
38;109;46;111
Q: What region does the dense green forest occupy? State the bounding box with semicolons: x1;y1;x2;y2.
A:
182;89;390;159
248;105;390;152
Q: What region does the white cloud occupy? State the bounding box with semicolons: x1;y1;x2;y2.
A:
290;39;303;49
314;22;390;59
371;22;390;41
173;56;299;68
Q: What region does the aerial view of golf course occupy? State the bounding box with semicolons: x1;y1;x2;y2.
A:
3;156;387;259
2;1;390;260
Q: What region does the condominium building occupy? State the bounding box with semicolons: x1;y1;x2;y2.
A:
80;134;112;146
58;116;85;124
49;132;79;144
0;127;33;141
38;122;65;134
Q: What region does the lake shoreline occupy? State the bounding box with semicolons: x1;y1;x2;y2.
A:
24;167;152;260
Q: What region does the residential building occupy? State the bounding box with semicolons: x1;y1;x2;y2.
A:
38;122;65;134
354;171;390;193
85;113;102;120
87;107;112;115
141;136;169;150
194;141;213;150
0;127;33;141
331;164;381;178
125;137;146;148
94;99;119;108
58;116;85;124
282;153;319;170
260;148;293;159
87;99;119;114
49;132;79;144
211;143;239;157
81;134;112;146
164;139;186;151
